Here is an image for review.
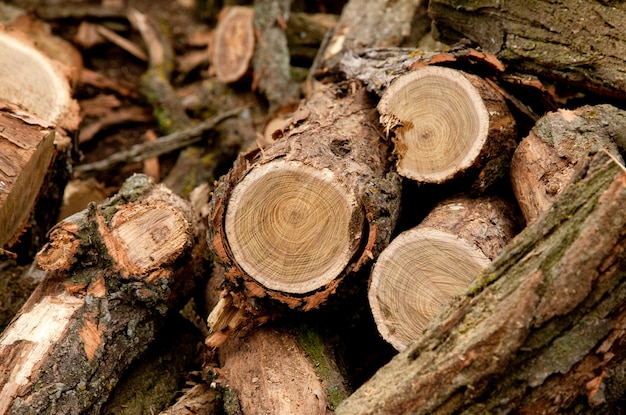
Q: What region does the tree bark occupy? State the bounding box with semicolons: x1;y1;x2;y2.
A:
0;175;205;415
217;324;350;415
369;195;520;351
336;151;626;414
252;0;300;112
377;66;517;183
206;82;401;323
317;0;424;67
511;104;625;223
429;0;626;99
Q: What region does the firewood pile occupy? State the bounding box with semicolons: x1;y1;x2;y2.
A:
1;0;626;414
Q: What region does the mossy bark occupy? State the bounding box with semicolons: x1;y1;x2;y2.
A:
429;0;626;99
336;151;626;414
0;175;206;415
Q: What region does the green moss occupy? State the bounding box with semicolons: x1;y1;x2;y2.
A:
296;325;349;410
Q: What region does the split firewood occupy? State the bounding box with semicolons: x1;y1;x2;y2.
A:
206;82;401;341
210;6;255;84
336;151;626;414
377;65;517;184
0;103;56;248
0;27;80;256
511;104;625;223
0;174;206;414
429;0;626;99
369;195;520;351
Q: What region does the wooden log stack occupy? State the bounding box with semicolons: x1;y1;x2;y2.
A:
2;0;626;414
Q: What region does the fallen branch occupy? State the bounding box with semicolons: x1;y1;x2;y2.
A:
75;108;243;173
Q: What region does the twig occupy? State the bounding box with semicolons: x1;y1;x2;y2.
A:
74;108;243;173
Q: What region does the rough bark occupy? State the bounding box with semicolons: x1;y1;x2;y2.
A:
206;82;401;334
211;6;255;84
252;0;300;112
317;0;424;66
369;195;520;351
101;315;204;415
378;66;517;183
429;0;626;99
217;324;350;415
0;174;206;415
511;104;625;223
336;151;626;414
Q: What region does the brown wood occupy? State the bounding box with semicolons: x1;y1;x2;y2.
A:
0;28;79;131
158;383;220;415
0;103;55;248
369;195;520;351
252;0;300;111
211;6;255;84
429;0;626;99
217;324;348;415
378;66;517;183
206;82;401;330
0;175;205;415
336;151;626;414
318;0;424;66
286;12;337;67
511;104;624;223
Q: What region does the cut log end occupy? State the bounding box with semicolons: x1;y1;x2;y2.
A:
211;6;255;84
225;159;363;294
0;30;76;129
369;195;519;351
377;66;490;183
369;228;489;351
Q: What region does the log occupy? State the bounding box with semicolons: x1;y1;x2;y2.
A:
286;12;337;67
217;324;350;415
318;0;424;66
252;0;300;111
0;27;80;257
429;0;626;99
207;82;401;320
210;6;255;84
0;103;55;248
0;174;205;414
511;104;625;222
377;66;517;183
0;28;79;131
336;151;626;414
158;383;219;415
369;195;520;351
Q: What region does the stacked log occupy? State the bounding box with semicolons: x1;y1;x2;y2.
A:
0;174;205;414
3;1;626;414
0;27;80;257
206;81;402;340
